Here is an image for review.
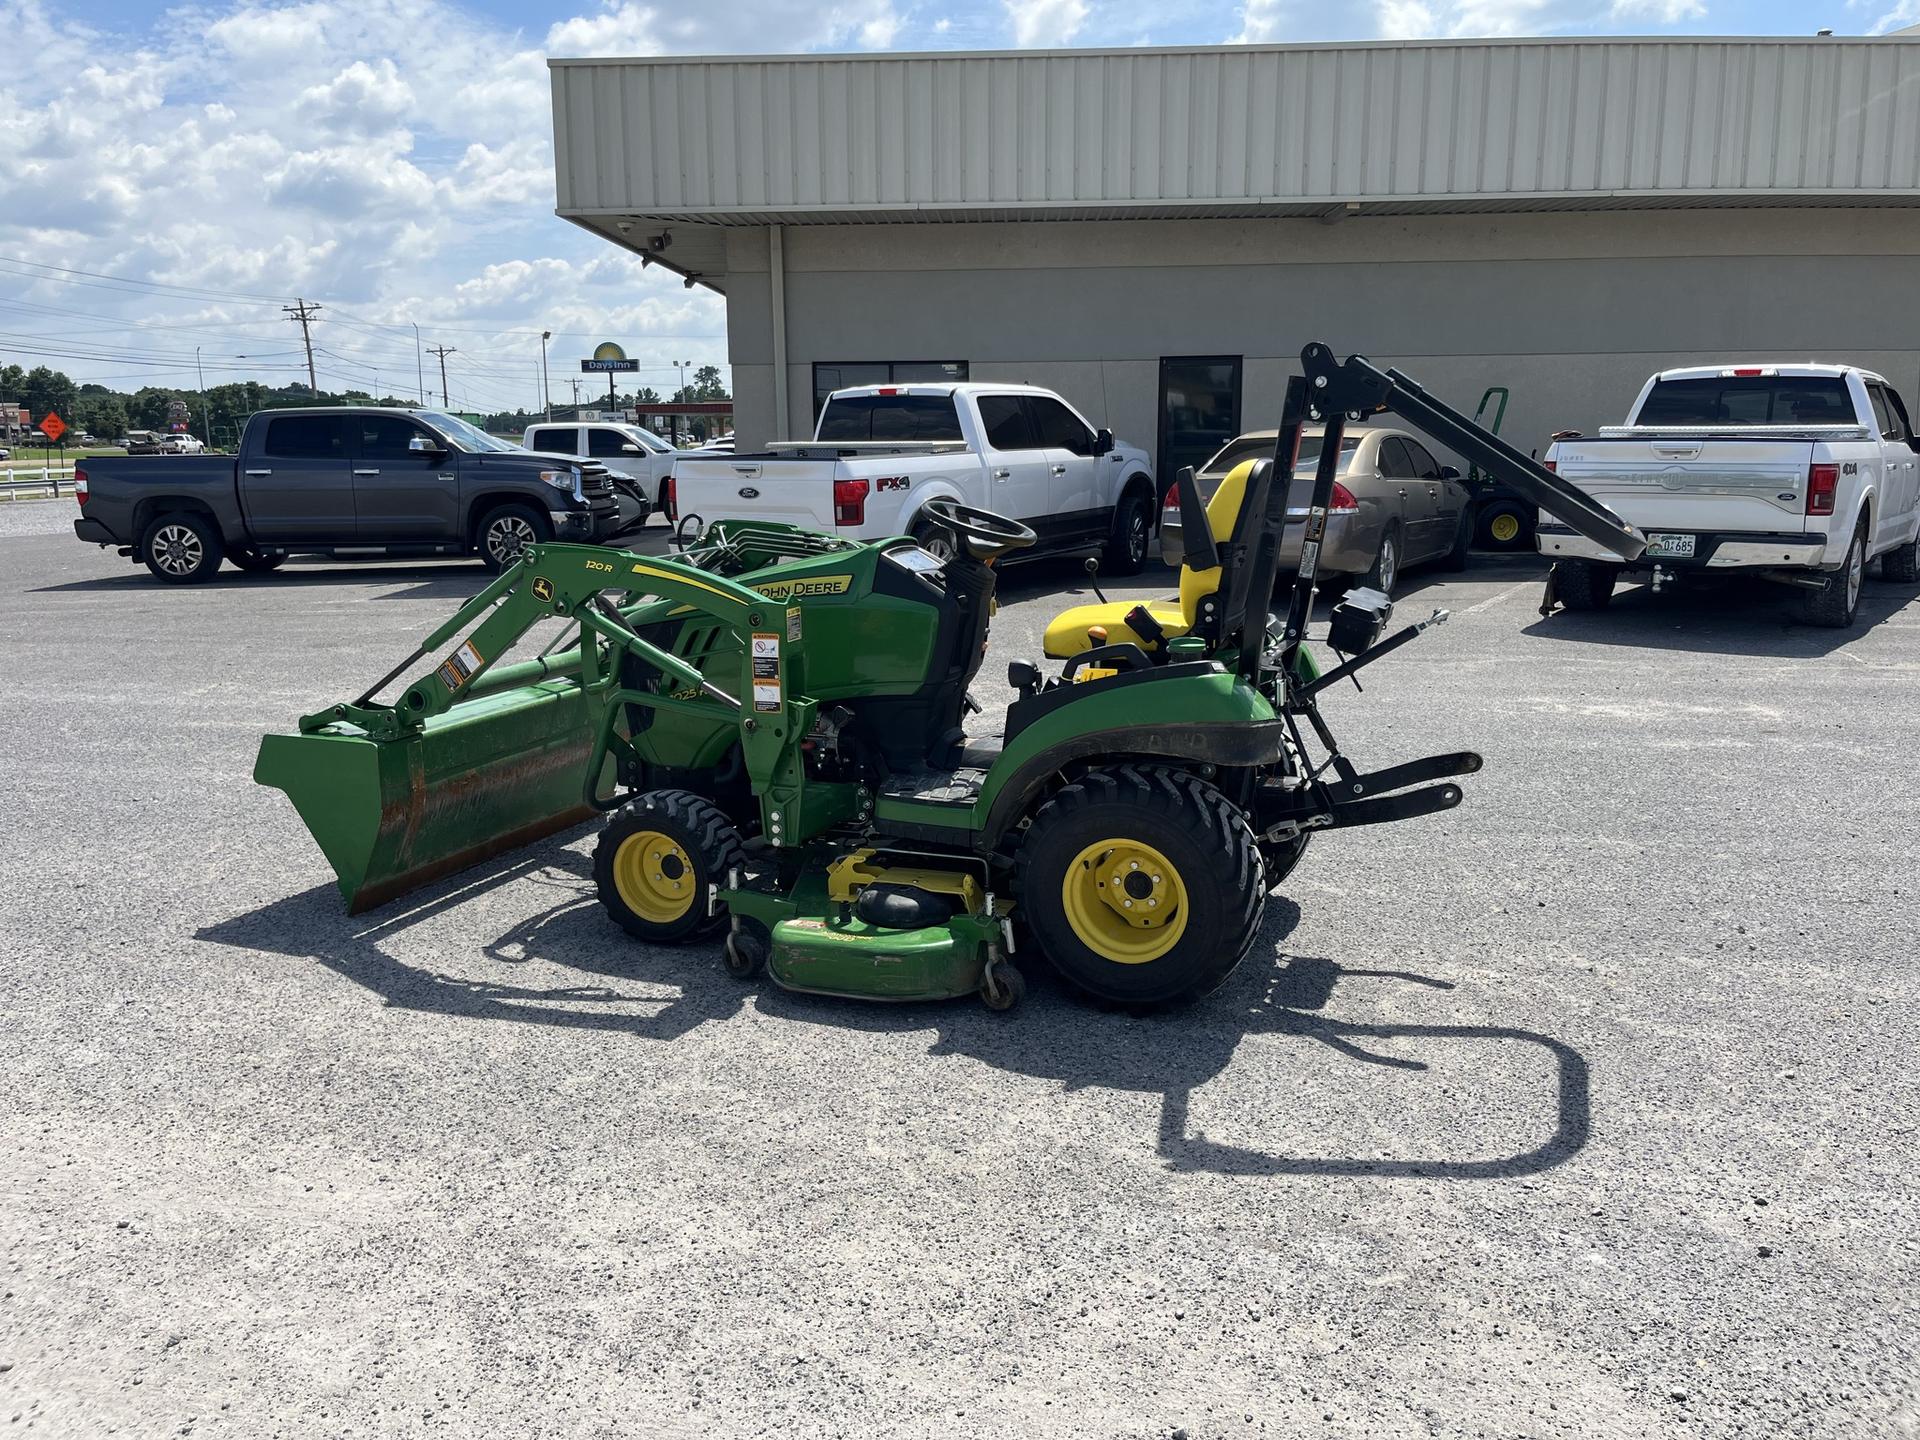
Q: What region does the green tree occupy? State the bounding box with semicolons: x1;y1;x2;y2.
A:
23;366;78;426
0;363;25;399
75;394;129;442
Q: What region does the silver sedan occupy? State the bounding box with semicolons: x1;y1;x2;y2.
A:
1159;427;1473;595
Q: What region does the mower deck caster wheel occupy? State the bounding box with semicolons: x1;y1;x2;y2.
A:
980;961;1026;1012
724;920;769;979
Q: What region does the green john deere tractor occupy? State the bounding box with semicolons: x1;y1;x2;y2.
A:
256;345;1644;1012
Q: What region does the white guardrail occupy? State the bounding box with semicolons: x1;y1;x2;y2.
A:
0;466;78;499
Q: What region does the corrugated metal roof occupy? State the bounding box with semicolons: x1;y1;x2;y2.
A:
551;39;1920;223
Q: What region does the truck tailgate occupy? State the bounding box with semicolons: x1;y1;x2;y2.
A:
674;457;838;529
1550;437;1815;535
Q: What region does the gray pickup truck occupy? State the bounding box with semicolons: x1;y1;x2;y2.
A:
73;407;632;582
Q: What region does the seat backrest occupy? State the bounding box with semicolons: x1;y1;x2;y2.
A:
1176;458;1259;625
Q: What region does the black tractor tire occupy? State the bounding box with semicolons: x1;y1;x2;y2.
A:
1102;488;1153;576
476;502;551;573
1554;559;1616;611
1439;507;1473;571
1882;534;1919;584
230;547;287;573
1798;521;1866;629
1362;522;1401;596
1013;765;1264;1009
140;510;224;584
1476;499;1534;551
594;789;745;945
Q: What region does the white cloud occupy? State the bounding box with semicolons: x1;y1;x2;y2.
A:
1870;1;1920;34
1375;0;1437;37
1004;0;1089;47
296;59;416;136
1371;0;1705;36
545;1;664;57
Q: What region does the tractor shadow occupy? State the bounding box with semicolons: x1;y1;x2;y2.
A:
199;854;1588;1182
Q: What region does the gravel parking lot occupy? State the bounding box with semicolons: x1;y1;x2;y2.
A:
3;503;1917;1439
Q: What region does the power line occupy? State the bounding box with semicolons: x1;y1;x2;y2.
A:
0;256;291;307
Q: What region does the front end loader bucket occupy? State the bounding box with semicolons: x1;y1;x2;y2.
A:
255;677;612;914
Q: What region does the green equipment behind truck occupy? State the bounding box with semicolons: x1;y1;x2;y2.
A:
256;344;1644;1012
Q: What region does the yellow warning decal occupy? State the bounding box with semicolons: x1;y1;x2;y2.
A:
752;574;853;600
436;640;484;692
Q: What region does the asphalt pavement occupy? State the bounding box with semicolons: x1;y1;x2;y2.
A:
2;505;1916;1439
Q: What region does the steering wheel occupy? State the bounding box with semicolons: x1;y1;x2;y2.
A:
918;499;1038;563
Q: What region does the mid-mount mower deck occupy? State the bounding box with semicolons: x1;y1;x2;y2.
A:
256;345;1644;1013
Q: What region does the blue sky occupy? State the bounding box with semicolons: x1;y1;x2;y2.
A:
3;0;1914;411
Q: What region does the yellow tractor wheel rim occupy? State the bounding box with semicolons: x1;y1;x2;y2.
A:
612;830;697;924
1489;512;1521;543
1060;838;1189;964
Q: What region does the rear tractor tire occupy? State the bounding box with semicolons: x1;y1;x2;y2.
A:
1013;765;1264;1010
1554;559;1616;611
595;790;745;945
1476;499;1533;551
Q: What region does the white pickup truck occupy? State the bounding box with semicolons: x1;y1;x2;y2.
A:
670;382;1159;572
1540;364;1920;627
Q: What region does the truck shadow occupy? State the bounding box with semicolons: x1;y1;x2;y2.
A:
197;851;1588;1181
34;562;496;601
1524;575;1917;658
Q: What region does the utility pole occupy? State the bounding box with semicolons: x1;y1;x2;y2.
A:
569;377;581;412
427;345;455;407
412;322;424;404
540;331;552;422
283;299;322;394
194;346;208;445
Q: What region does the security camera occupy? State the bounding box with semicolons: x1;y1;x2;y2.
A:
650;232;672;252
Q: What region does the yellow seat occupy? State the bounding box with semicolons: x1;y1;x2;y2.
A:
1041;459;1256;659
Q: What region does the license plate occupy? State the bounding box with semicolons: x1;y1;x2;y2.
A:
1644;532;1696;559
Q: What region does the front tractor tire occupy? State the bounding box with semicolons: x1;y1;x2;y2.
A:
1013;765;1264;1009
594;790;745;945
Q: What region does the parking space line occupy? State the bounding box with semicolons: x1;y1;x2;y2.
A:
1464;579;1535;615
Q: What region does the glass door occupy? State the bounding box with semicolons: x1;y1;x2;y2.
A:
1158;356;1243;480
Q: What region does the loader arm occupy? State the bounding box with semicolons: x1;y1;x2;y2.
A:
260;542;817;913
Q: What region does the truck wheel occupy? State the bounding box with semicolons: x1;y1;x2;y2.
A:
1102;489;1152;576
910;518;957;564
1554;559;1616;611
1798;522;1866;628
1013;765;1264;1009
1476;499;1533;551
1883;534;1919;584
230;547;286;573
476;503;550;572
594;790;745;944
140;511;224;584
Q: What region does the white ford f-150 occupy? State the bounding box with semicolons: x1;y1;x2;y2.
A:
670;383;1158;572
1539;364;1920;627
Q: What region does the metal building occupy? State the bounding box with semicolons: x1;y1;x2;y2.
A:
550;36;1920;471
